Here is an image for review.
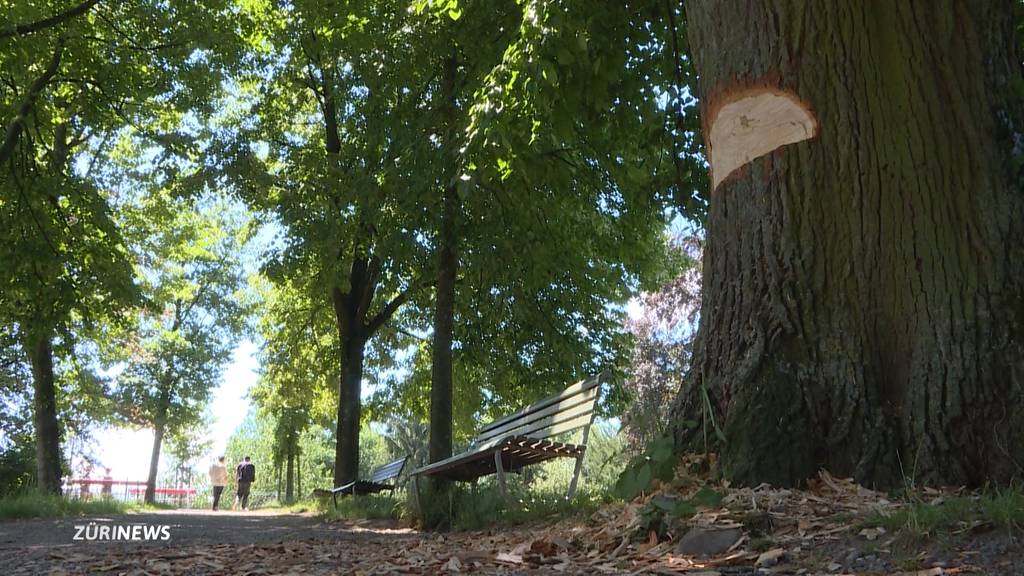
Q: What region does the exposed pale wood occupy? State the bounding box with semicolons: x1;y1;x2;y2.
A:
708;88;817;190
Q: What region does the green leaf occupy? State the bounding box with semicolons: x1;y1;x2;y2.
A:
691;486;724;508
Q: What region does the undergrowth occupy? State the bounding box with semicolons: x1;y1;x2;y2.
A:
861;486;1024;537
318;493;403;521
0;493;133;520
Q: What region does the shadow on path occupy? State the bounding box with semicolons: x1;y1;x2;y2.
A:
0;508;415;560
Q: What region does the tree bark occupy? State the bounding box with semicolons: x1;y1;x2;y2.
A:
429;52;461;466
332;285;365;486
285;443;295;503
144;390;170;505
30;333;62;495
144;417;165;505
672;0;1024;488
429;184;458;465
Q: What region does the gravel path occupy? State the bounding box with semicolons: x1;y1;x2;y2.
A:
0;509;418;574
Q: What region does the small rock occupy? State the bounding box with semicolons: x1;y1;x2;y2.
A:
674;527;743;558
844;549;861;565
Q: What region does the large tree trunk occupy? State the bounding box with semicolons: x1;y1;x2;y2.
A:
30;333;62;495
672;0;1024;488
332;285;365;486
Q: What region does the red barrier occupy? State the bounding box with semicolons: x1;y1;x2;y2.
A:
128;488;196;496
71;479;148;486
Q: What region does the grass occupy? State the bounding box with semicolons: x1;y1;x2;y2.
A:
263;499;318;514
0;493;134;520
411;480;611;531
861;486;1024;537
318;493;403;521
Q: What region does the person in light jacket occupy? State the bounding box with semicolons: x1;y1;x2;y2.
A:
209;456;228;511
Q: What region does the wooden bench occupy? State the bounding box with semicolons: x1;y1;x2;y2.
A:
410;372;606;502
319;456;408;508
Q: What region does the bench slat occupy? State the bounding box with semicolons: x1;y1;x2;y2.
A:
369;457;407;484
477;396;596;444
478;373;605;434
410;373;605;485
521;411;594;442
412;436;583;479
474;386;599;444
372;461;404;477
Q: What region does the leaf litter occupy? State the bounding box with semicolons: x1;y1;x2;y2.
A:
20;457;1012;575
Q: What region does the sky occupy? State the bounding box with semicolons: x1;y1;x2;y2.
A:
87;341;259;481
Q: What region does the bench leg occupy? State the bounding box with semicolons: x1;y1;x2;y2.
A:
494;450;511;504
567;453;585;500
333;491;338;509
412;474;422;516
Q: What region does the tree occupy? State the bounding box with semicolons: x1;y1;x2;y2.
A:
395;0;701;463
670;1;1024;488
0;0;241;494
164;420;212;489
113;194;249;504
622;232;700;452
229;0;456;487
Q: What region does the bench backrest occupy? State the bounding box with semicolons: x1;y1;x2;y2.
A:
474;372;607;446
369;456;407;484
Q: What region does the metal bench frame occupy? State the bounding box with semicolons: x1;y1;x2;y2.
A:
410;372;606;505
327;456;408;508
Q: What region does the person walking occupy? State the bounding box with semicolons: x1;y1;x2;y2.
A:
234;456;256;511
208;457;228;511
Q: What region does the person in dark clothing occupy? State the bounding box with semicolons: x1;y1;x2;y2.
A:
235;456;256;510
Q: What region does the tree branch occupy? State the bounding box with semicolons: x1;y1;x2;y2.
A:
364;279;425;338
0;38;65;165
0;0;101;40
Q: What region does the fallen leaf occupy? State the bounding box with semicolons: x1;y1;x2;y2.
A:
755;548;785;567
495;552;523;564
443;556;462;572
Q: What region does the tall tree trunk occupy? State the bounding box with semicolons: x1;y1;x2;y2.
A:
285;443;295;503
672;0;1024;488
429;185;458;465
30;332;62;495
332;286;366;486
429;52;461;466
144;415;166;505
